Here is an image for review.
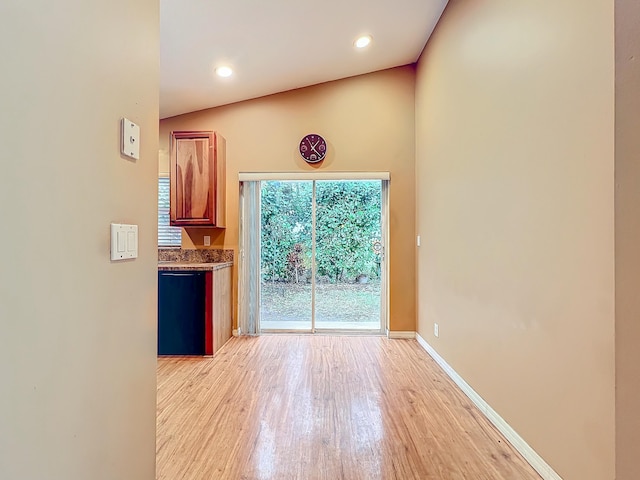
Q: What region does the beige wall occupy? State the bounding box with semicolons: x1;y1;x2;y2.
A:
615;0;640;478
160;67;417;332
0;2;159;479
415;1;615;479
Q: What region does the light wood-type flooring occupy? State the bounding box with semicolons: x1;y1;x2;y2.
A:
157;335;542;480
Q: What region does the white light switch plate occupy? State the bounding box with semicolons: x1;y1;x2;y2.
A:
110;223;138;260
121;118;140;160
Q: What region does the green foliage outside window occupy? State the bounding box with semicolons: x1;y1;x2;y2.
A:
260;180;382;283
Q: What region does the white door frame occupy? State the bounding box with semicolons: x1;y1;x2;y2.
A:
238;172;390;336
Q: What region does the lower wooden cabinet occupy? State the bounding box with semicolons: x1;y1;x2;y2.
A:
158;265;232;356
210;266;232;354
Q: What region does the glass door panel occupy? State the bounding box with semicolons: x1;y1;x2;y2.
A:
314;180;382;331
260;181;313;331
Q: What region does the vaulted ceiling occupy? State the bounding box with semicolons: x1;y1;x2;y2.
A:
160;0;449;119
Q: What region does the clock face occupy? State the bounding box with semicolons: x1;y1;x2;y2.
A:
299;134;327;163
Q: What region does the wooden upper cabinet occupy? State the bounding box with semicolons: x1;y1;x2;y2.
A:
170;131;226;228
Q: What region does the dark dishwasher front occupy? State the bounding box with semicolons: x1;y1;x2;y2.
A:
158;271;206;355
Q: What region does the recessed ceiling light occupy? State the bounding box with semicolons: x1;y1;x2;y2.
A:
354;35;372;49
215;66;233;78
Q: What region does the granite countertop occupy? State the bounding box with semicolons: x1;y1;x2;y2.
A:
158;261;233;271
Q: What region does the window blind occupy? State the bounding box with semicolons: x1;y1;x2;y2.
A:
238;181;261;335
158;177;182;247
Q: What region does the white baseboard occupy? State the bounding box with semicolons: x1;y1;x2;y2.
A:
387;330;416;339
415;333;563;480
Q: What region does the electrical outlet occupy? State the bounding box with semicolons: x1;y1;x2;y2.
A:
434;323;439;337
204;235;211;246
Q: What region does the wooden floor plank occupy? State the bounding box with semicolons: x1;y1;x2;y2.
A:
156;335;542;480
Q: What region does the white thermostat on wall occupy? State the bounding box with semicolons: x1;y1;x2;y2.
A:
121;118;140;160
110;223;138;261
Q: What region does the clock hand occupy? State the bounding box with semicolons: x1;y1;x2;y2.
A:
310;141;320;154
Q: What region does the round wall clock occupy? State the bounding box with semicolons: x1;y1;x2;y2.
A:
298;134;327;163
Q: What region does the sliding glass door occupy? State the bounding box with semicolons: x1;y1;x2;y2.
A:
260;181;313;331
314;181;382;330
239;177;387;334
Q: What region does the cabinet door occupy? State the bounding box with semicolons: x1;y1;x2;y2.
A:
170;131;225;227
212;266;232;353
